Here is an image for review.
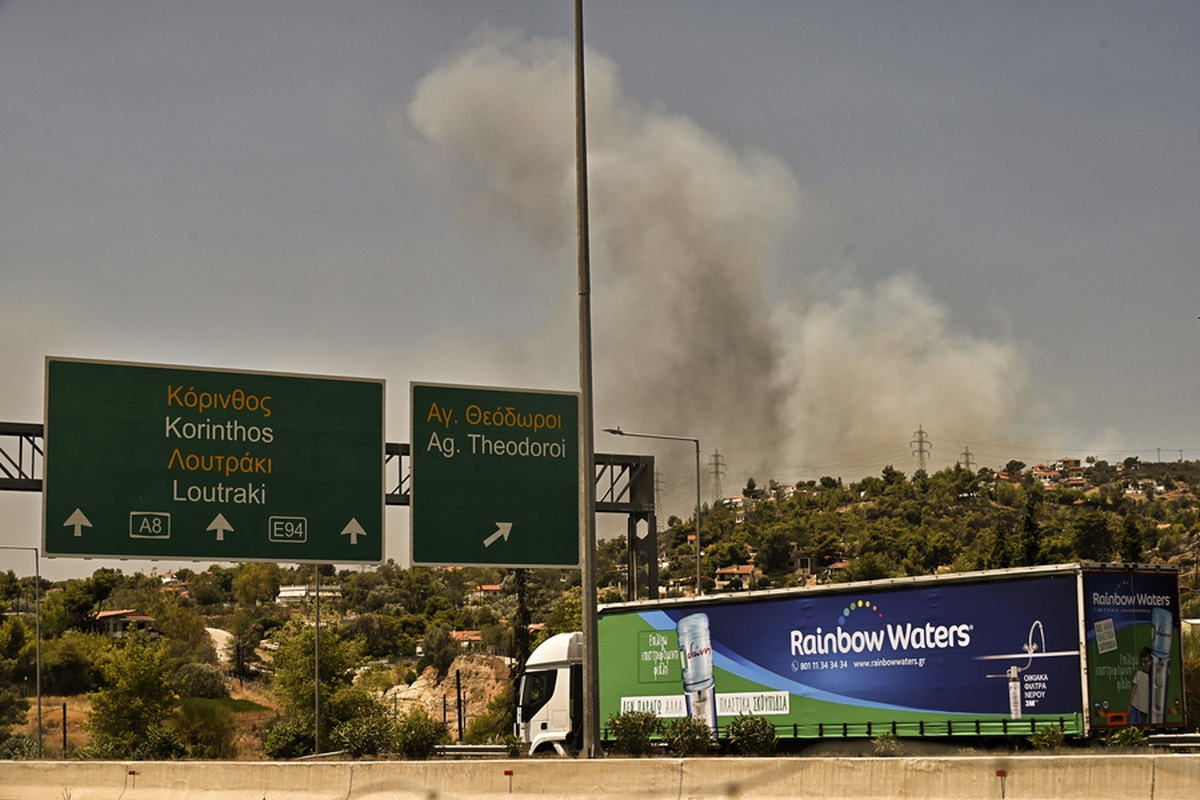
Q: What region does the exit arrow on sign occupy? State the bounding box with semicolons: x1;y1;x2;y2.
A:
483;522;512;547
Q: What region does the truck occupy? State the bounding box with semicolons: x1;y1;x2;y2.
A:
515;562;1186;753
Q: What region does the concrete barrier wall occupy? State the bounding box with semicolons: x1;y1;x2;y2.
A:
2;755;1199;800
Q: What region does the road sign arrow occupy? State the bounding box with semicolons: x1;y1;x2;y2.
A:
207;513;233;542
483;522;513;547
342;518;367;545
63;508;92;537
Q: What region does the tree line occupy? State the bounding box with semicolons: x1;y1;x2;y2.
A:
1;456;1197;757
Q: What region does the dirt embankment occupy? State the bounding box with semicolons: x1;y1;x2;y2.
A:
385;654;512;740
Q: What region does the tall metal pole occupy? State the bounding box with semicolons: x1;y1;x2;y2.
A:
574;0;602;758
0;546;41;758
602;430;702;595
692;438;702;595
314;567;321;755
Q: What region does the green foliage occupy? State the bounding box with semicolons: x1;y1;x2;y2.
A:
332;714;397;758
1183;626;1200;731
393;706;449;759
545;585;582;635
86;630;177;759
133;725;188;760
1101;726;1148;748
175;662;230;699
231;562;282;607
262;717;313;759
268;618;377;751
606;710;661;756
725;714;777;756
0;686;28;747
41;631;108;695
174;697;238;758
462;683;515;744
872;731;904;757
421;625;458;678
662;716;713;756
1027;724;1065;751
0;733;37;760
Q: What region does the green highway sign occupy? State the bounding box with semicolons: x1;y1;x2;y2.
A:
410;382;579;568
44;357;384;564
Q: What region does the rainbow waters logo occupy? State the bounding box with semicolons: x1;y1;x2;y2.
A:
791;597;973;656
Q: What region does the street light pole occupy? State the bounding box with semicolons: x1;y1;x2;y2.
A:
603;428;703;596
0;545;41;758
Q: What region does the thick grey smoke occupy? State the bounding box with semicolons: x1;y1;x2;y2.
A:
408;29;1035;496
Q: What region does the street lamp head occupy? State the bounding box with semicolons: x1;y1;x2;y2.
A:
602;427;624;436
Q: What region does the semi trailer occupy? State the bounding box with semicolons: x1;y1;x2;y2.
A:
516;562;1185;753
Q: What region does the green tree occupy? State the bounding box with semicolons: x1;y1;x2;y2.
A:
269;619;372;747
1071;511;1115;561
1117;513;1145;563
756;528;795;576
232;562;282;606
86;630;177;758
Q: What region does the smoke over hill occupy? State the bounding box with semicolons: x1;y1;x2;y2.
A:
407;29;1037;498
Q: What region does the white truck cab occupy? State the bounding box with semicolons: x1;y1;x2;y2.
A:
515;632;583;755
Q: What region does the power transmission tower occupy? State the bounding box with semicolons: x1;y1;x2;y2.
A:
960;446;975;472
708;450;726;504
653;469;665;531
911;426;932;473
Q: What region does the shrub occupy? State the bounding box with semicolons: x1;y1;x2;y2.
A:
662;717;713;756
1102;726;1148;749
333;715;398;759
1027;724;1064;751
393;707;448;760
262;717;313;760
0;734;38;760
872;731;903;757
725;714;777;756
463;684;515;744
606;710;661;757
133;725;187;760
175;663;230;700
175;697;238;759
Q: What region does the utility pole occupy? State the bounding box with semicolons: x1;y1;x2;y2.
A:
911;426;931;473
708;450;726;504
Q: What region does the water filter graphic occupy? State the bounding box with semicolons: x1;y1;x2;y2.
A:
986;620;1046;720
1149;607;1172;724
676;612;717;732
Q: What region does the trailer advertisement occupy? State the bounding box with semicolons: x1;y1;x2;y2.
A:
1082;568;1184;730
597;566;1180;739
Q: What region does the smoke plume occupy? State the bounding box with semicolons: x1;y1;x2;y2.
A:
407;29;1035;498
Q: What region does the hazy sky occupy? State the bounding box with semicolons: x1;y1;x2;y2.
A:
2;2;1198;578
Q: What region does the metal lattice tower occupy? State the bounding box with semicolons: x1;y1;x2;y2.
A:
708;450;726;504
911;426;932;473
960;446;975;472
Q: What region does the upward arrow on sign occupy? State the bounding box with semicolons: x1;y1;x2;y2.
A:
207;513;233;542
342;518;367;545
64;508;92;537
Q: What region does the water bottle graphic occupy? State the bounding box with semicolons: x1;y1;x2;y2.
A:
676;613;717;732
1149;608;1172;724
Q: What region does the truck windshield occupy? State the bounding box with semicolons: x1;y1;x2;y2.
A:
518;669;557;719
